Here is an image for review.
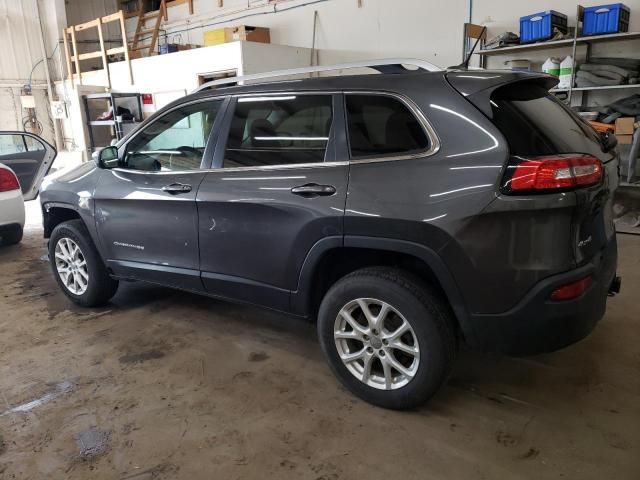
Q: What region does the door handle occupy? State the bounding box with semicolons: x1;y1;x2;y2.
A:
290;183;336;197
162;183;192;194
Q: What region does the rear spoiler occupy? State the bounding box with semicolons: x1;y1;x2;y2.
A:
446;71;559;117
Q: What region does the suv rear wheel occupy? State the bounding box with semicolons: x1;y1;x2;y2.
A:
49;220;119;307
317;267;456;409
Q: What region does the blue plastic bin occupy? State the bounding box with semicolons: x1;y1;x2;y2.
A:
582;4;630;35
520;10;568;43
159;44;179;55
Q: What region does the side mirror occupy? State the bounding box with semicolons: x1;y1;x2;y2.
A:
98;146;120;169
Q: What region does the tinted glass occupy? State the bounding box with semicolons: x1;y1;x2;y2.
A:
346;95;429;158
223;95;332;168
124;99;223;171
490;84;604;157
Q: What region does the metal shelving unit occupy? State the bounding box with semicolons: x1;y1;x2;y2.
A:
478;31;640;56
550;84;640;93
83;92;142;152
477;7;640;106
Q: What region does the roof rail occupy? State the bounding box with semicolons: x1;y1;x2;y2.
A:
193;58;442;93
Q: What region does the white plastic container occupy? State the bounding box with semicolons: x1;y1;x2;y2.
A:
504;59;532;71
542;57;560;76
558;55;574;89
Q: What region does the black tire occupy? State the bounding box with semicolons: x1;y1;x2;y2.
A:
317;267;457;410
49;219;118;307
1;225;23;245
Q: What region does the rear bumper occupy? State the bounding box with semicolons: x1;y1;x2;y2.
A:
466;237;618;355
0;189;25;227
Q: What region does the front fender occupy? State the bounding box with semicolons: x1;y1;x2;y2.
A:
40;162;105;256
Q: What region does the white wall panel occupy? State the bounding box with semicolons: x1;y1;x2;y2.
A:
0;0;45;81
126;0;639;70
125;0;469;68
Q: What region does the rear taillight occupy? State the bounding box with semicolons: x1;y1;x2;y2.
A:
551;275;593;301
0;169;20;193
503;154;602;194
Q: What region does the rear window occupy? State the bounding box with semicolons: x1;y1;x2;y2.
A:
490;83;604;157
346;94;429;158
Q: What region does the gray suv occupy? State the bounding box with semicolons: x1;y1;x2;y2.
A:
40;61;621;409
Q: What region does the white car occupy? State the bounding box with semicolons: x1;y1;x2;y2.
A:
0;132;55;245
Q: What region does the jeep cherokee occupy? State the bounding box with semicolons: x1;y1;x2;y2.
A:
40;60;621;409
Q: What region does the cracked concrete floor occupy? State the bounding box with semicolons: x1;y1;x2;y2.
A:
0;200;639;479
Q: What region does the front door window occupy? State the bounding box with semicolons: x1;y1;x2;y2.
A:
123;99;224;171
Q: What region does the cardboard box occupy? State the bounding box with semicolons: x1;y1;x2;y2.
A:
228;26;270;43
616;134;634;145
204;25;270;47
204;28;227;46
615;117;635;135
589;121;615;134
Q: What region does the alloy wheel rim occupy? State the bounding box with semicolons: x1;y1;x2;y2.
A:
54;237;89;295
334;298;420;390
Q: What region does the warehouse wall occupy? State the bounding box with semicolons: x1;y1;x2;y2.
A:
126;0;470;68
0;0;53;82
0;0;65;144
127;0;640;69
2;0;640;150
0;0;117;144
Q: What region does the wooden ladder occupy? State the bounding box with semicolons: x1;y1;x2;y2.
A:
130;0;166;58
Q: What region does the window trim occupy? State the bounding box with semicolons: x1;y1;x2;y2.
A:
344;91;440;164
114;95;230;175
111;90;440;175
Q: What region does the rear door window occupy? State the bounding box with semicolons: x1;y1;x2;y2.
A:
223;95;332;168
345;94;429;158
489;83;604;158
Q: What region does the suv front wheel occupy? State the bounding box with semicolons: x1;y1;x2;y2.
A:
317;267;456;409
49;220;119;307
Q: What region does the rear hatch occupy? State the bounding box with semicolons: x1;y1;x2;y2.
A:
447;71;618;267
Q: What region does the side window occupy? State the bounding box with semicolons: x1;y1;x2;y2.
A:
0;134;43;156
345;94;429;158
124;99;223;171
223;95;332;168
24;136;45;151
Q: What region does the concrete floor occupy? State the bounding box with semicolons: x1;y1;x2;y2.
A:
0;202;639;480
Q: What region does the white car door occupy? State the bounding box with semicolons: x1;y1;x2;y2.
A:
0;132;56;201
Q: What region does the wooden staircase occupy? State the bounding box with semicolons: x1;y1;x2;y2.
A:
130;0;166;58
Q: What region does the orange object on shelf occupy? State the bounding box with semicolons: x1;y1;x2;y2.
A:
588;121;615;134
